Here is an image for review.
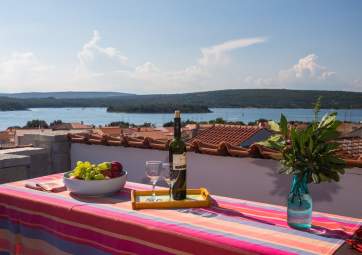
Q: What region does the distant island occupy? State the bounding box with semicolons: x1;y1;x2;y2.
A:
1;89;362;111
0;99;27;111
107;104;211;113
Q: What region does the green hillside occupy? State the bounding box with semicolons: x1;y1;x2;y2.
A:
1;89;362;111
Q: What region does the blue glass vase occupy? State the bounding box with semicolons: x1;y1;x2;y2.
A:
287;173;313;230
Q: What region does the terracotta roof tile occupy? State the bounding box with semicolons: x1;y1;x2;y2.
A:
70;123;92;129
68;132;362;168
99;127;123;136
337;138;362;158
188;125;264;146
132;131;173;141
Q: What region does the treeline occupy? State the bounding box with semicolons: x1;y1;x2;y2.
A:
108;117;265;128
13;119;66;129
106;121;154;128
0;98;27;111
107;104;211;113
2;89;362;111
162;117;267;127
12;117;265;130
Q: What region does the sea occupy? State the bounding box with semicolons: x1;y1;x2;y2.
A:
1;107;362;130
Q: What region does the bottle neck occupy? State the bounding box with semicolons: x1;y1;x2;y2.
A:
174;117;181;139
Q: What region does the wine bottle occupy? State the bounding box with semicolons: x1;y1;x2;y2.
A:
169;110;187;200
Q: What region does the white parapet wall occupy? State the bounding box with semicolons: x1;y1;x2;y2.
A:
71;143;362;217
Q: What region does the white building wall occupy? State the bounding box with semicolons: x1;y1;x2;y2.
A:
71;143;362;218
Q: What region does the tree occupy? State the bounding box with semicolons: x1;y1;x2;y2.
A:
24;119;49;129
138;122;154;128
163;119;198;128
50;120;63;128
209;118;225;124
163;121;174;127
107;121;130;128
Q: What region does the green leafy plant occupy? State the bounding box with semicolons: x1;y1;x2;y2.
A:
259;104;346;184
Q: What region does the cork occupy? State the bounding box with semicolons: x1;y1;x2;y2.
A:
174;110;180;118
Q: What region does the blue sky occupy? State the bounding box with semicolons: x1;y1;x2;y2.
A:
0;0;361;93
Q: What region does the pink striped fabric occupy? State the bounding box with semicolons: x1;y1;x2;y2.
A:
0;173;360;255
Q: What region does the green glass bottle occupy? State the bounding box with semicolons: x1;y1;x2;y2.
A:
169;110;187;200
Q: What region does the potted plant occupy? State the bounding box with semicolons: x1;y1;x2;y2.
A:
260;99;346;230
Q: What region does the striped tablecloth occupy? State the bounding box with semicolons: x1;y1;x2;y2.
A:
0;173;361;255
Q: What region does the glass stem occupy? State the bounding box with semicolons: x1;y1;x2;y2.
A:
169;184;172;200
152;182;156;200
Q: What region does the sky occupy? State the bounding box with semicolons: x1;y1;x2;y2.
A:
0;0;361;94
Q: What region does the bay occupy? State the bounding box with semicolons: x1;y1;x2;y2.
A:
1;107;362;131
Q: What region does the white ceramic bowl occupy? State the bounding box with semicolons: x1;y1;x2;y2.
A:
63;171;127;196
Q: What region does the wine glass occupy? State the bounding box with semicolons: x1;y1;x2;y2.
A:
161;163;173;201
161;163;181;201
145;161;162;202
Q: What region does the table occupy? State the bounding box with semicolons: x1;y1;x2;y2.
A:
0;173;361;255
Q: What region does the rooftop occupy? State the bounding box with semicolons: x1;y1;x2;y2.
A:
68;130;362;168
188;125;270;146
52;122;92;130
98;126;174;141
337;138;362;159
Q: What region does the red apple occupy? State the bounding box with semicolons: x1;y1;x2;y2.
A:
102;170;113;178
111;161;123;172
111;171;121;178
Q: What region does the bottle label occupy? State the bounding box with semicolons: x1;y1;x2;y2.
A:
172;153;186;171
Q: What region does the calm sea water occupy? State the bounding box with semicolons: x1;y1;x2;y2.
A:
1;107;362;130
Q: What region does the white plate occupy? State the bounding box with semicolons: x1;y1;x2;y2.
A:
63;171;127;196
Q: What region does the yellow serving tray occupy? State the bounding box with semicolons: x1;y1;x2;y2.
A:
131;188;211;210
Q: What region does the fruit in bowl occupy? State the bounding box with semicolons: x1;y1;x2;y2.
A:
69;161;125;180
63;161;127;196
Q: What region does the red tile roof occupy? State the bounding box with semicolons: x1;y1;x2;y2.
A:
70;123;92;129
337;138;362;159
131;130;173;141
99;127;123;137
68;132;362;168
188;125;265;146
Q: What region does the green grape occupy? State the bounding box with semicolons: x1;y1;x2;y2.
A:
94;173;105;180
70;161;117;180
89;170;96;179
97;162;111;171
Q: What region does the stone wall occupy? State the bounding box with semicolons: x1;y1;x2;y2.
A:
0;147;53;183
1;147;49;178
0;154;29;183
0;132;71;183
17;134;70;173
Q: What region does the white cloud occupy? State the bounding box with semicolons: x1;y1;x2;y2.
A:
72;33;361;92
1;30;359;93
244;75;274;88
244;54;346;90
278;54;335;82
199;37;266;66
0;52;53;91
132;62;160;80
72;32;267;92
135;37;266;90
75;30;129;78
351;79;362;90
